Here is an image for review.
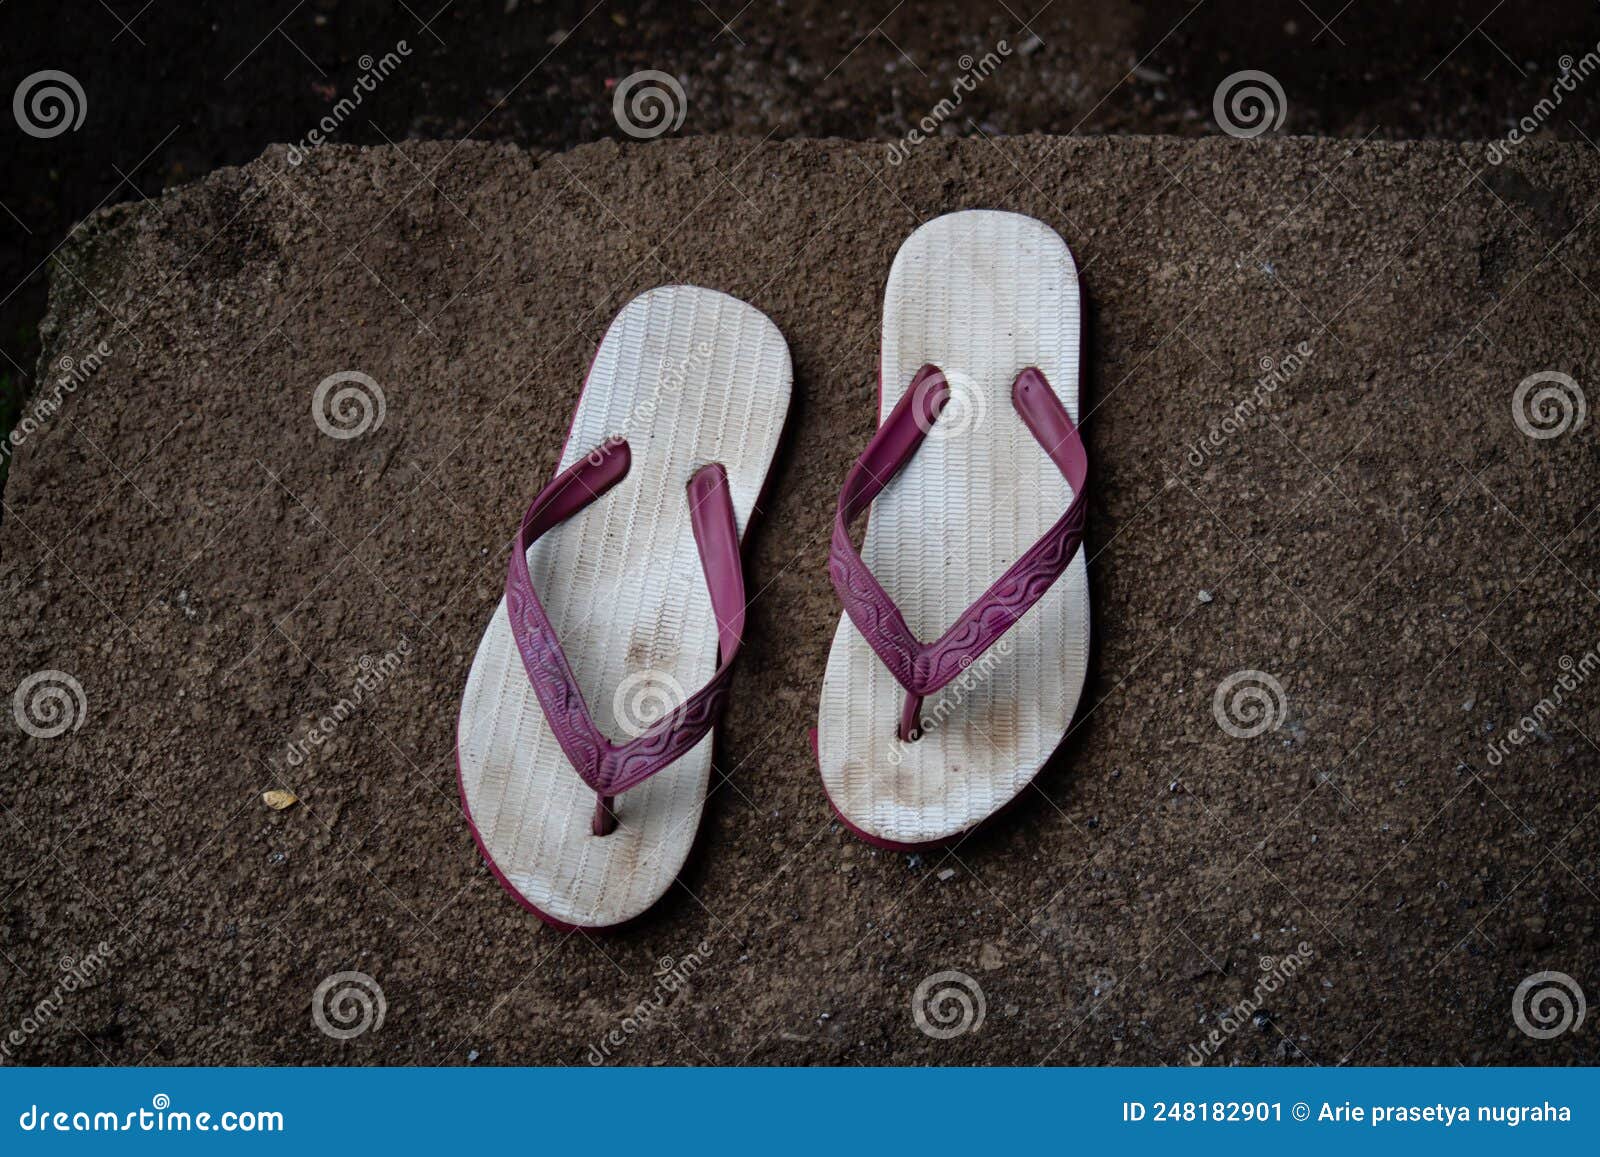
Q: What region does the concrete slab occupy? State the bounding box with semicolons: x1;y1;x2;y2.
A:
3;136;1598;1064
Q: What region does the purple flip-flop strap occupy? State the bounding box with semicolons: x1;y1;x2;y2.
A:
504;437;745;835
827;365;1089;740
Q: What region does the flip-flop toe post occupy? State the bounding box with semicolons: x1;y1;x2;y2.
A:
458;287;792;929
818;210;1090;849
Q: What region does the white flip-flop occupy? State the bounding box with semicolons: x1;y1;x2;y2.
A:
816;210;1090;849
458;286;791;928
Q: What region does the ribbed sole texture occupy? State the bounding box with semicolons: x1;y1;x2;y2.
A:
818;210;1090;846
459;286;792;927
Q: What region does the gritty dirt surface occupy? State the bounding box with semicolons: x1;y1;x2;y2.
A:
2;135;1598;1065
7;0;1600;431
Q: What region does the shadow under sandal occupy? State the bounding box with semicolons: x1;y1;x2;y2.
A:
458;286;792;929
816;210;1091;849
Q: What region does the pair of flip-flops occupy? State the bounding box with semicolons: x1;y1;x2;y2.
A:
457;210;1091;929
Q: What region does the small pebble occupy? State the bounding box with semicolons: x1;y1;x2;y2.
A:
1197;589;1213;604
937;867;957;881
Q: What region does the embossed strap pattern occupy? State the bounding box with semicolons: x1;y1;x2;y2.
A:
504;438;744;809
827;365;1089;704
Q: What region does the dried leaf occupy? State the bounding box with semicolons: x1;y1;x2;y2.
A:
262;789;298;810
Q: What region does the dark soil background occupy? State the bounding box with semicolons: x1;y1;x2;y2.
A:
4;0;1600;466
3;2;1600;1067
2;134;1598;1064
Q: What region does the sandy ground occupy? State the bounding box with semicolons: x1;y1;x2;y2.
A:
8;0;1600;428
2;136;1598;1065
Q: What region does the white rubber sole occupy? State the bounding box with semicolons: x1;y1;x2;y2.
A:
458;286;791;927
817;210;1089;847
